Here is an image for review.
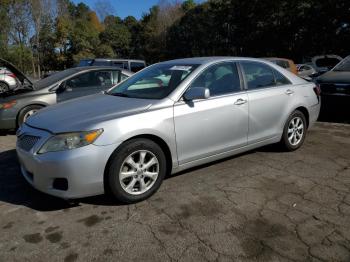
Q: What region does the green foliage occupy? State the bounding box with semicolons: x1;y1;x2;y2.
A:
2;0;350;73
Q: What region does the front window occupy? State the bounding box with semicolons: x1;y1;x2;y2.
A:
333;56;350;72
188;62;241;96
108;63;199;99
65;71;114;89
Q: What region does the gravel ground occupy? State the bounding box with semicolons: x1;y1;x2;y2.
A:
0;122;349;262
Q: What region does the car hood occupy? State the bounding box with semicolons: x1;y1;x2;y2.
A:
26;94;154;133
0;58;33;85
317;71;350;84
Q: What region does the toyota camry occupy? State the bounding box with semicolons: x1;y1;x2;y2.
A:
16;57;321;203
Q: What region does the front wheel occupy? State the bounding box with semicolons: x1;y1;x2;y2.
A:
0;82;9;93
107;138;167;203
18;105;43;127
280;110;307;151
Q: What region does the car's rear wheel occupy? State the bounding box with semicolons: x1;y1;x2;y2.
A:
107;138;167;203
280;110;307;151
18;105;43;126
0;82;9;93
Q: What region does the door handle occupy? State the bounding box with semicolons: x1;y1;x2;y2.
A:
234;98;247;105
285;89;294;95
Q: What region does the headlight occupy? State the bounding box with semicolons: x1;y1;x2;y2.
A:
38;129;103;154
0;100;17;109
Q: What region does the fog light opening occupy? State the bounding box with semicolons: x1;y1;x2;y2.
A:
53;178;68;191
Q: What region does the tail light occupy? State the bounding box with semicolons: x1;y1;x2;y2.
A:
6;73;16;79
313;84;321;96
313;84;321;103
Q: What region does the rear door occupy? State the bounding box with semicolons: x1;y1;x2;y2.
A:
240;61;294;144
57;70;119;102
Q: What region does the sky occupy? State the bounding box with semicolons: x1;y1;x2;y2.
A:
72;0;202;20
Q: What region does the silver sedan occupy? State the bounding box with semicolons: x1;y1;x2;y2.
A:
16;57;321;203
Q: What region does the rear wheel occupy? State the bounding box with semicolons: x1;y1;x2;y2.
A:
107;138;167;203
18;105;43;126
0;82;9;93
280;110;307;151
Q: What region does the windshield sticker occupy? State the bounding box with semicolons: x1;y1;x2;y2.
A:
170;66;192;71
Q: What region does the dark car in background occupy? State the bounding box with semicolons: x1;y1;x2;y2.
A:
0;66;133;131
317;55;350;122
78;58;146;72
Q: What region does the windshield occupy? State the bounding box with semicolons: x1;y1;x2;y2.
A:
108;63;199;99
33;68;79;89
333;57;350;72
78;59;93;67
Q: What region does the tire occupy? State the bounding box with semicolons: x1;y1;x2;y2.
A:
17;105;43;126
280;110;307;151
107;138;167;204
0;82;9;93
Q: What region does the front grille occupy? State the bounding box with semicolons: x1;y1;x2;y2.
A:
320;83;350;95
17;135;41;152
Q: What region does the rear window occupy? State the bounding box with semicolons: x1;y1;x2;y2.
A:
78;59;93;67
242;62;276;89
111;61;128;69
130;62;146;72
274;60;290;69
92;60;112;66
315;58;341;68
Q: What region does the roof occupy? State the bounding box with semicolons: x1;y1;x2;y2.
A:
72;66;133;75
263;57;294;62
160;56;269;65
93;58;146;63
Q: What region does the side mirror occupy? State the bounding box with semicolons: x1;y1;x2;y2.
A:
183;87;210;101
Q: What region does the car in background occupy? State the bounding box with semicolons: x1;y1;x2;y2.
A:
0;66;133;131
296;64;317;79
78;58;146;72
0;58;32;94
317;55;350;97
16;57;320;203
0;67;17;93
311;55;342;75
316;55;349;122
264;58;298;74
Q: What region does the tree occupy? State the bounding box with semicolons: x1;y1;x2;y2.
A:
100;20;131;58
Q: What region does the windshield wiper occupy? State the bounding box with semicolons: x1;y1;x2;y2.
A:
109;92;130;97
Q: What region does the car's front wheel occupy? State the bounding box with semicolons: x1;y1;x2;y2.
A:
0;82;9;93
280;110;307;151
18;105;43;126
107;138;167;203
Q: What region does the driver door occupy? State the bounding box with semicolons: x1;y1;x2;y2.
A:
173;62;249;165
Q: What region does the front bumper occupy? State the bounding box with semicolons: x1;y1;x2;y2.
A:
16;124;120;199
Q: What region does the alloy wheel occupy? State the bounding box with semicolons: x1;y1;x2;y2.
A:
23;109;38;122
287;116;304;146
119;150;159;195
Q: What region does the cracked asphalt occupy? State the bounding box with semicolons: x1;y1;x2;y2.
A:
0;122;350;262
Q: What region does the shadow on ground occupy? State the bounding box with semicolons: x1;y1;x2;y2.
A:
318;95;350;124
0;149;127;211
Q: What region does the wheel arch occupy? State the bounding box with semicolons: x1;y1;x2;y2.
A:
103;133;173;194
16;103;47;127
294;106;309;128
